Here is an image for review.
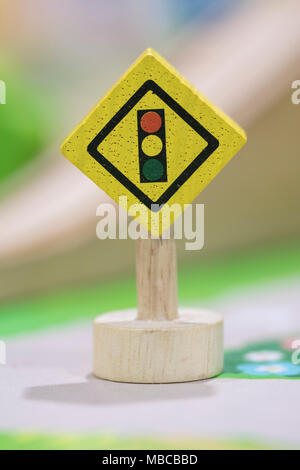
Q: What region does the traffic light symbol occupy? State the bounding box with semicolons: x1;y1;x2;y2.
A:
137;109;167;183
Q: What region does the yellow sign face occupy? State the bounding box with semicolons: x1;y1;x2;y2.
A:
61;49;246;236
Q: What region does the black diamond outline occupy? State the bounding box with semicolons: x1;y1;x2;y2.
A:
87;80;219;210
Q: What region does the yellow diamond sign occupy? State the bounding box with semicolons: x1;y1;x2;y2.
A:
61;49;246;236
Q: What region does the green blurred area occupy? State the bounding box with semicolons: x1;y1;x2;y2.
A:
0;59;52;183
1;239;300;338
0;431;275;450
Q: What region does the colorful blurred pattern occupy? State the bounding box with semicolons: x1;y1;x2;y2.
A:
0;60;51;183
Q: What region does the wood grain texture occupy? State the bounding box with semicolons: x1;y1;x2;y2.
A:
93;308;223;383
136;238;178;321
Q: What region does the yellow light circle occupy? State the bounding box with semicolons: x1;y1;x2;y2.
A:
141;135;163;157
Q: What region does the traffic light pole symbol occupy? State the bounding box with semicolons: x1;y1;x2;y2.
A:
137;109;167;183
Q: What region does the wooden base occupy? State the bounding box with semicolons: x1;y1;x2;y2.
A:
93;308;223;383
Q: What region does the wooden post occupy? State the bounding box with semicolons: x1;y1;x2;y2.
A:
93;237;223;384
136;238;178;321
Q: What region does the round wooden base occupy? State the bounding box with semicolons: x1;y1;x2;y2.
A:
93;308;223;383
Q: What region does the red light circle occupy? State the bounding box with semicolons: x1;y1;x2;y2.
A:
140;111;162;133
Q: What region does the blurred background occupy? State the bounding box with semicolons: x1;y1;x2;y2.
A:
0;0;299;305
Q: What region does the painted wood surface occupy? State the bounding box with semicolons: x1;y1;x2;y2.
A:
61;48;246;236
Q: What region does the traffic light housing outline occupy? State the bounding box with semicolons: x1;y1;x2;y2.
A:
137;108;167;184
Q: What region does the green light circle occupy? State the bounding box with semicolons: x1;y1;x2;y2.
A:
142;159;164;181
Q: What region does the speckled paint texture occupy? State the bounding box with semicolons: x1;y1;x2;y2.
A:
61;49;246;235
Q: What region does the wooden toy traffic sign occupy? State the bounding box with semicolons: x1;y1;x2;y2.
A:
61;49;247;383
61;48;246;236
